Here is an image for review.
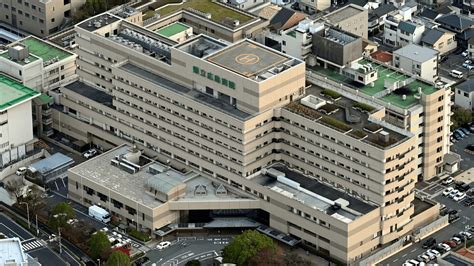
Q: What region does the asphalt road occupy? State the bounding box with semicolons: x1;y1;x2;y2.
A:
438;52;473;79
146;236;232;266
451;133;474;171
379;179;473;265
0;213;74;266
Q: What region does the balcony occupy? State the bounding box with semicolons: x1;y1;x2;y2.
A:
42;117;53;125
42;108;52;116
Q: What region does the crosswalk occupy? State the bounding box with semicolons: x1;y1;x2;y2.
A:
22;240;45;252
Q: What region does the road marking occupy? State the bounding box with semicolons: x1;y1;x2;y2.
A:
402;254;407;258
393;259;398;262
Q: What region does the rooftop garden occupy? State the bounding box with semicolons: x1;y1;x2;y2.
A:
286;102;321;120
348;129;368;139
365;134;399;148
353;102;375;113
321;89;341;100
363;123;382;133
157;0;253;25
22;37;73;62
320;116;351;132
318;103;339;115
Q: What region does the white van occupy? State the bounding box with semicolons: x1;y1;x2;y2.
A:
88;205;111;223
450;70;463;79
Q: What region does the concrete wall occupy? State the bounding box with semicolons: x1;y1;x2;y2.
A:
455;88;474;110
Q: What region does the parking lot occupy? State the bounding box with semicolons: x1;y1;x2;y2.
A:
451;132;474;171
438;51;473;80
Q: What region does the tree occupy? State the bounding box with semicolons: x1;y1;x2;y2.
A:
106;250;130;266
185;260;201;266
48;202;75;230
283;252;312;266
451;107;473;130
88;231;111;260
23;185;44;214
5;178;25;201
222;230;276;265
248;246;285;266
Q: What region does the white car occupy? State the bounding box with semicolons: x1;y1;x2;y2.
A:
448;189;460;198
83;149;98;159
428;249;440;258
453;192;466;202
443;187;454;196
424;250;436;260
16;167;27;176
460;231;473;239
157;241;171;250
462;63;474;70
451;237;462;244
417;254;430;262
442;177;454;185
438;243;451;252
462;51;469;57
465;59;472;65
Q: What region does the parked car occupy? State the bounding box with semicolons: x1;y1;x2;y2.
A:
451;236;463;244
15;167;27;176
135;256;150;265
468;123;474;133
462;50;469;57
463;198;473;207
453;132;462;140
448;189;460;198
460;231;473;239
455;129;466;138
443;240;457;248
438;243;451;252
453;192;466;202
458;183;471;192
442;177;454;185
157;241;171;250
460;128;471;135
424;250;436;260
83;148;98;159
462;63;474;69
443;187;454;196
422;237;436;249
428;249;441;258
417;254;430;263
466;144;474;155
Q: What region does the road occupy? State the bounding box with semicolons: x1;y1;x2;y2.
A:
438;52;473;79
146;236;232;266
0;212;77;266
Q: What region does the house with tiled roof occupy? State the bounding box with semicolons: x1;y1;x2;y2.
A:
421;28;457;55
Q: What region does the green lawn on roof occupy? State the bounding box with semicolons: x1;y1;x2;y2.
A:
0;51;39;65
0;75;39;110
157;23;189;37
22;37;72;62
158;0;253;24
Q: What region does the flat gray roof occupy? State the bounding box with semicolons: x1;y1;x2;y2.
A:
0;238;27;265
121;63;252;120
324;4;365;24
30;153;74;175
64;81;114;108
77;13;121;32
393;43;439;63
206;40;290;78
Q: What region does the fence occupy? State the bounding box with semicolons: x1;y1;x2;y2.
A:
357;238;406;266
413;215;449;241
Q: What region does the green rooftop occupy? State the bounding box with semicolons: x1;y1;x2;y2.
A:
311;59;438;109
287;31;297;38
157;0;254;25
156;22;190;37
0;75;39;110
21;37;73;62
0;50;40;65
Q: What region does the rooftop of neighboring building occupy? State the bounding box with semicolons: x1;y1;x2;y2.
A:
0;238;28;265
413;197;435;216
29;153;74;175
252;164;378;222
284;85;410;149
154;0;257;28
77;13;121;32
436;13;474;31
419;8;440;20
64;81;114;108
421;28;448;45
324;4;366;24
311;58;439;109
0;74;39;111
439;250;474;266
393;43;439;62
371;4;397;18
456;78;474;93
70;144;251;208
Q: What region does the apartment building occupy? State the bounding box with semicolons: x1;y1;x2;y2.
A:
384;17;426;47
393;44;439;82
0;75;39;171
454;79;474;111
322;4;368;39
0;36;77;92
51;12;446;263
421;28;457;55
0;0;85;38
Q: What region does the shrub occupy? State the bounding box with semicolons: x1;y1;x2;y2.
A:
353;102;375;112
320;116;351;132
321;89;341;99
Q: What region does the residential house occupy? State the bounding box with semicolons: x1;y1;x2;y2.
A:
369;4;398;35
436;13;474;47
297;0;331;14
419;8;441;21
393;43;439;82
455;79;474;111
421;28;457;55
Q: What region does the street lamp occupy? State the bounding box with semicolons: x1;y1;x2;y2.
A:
97;259;101;266
53;213;67;254
19;202;30;229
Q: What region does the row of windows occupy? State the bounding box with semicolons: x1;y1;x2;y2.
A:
192;66;236;89
3;2;43;13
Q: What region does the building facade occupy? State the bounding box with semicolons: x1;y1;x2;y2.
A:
393;44;439;82
322;4;369;40
0;0;85;37
421;29;457;56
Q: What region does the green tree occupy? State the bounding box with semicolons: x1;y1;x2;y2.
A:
88;231;111;259
185;260;201;266
48;202;75;230
451;107;473;130
222;230;276;265
106;250;131;266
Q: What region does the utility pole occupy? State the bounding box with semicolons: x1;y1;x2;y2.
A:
35;214;39;236
20;202;30;228
58;226;62;254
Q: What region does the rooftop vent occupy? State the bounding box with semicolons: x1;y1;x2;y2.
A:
216;184;227;196
379;130;390;143
194;184;207;196
8;44;29;61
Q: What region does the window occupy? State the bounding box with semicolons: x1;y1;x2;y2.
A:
222;78;228;86
229;81;235;89
39;18;44;24
51;18;55;22
192;66;199;73
214;75;220;83
200;69;206;76
207;72;213;80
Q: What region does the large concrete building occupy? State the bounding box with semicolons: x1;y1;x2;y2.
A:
322;4;369;40
52;12;450;264
0;75;39;171
0;0;85;38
